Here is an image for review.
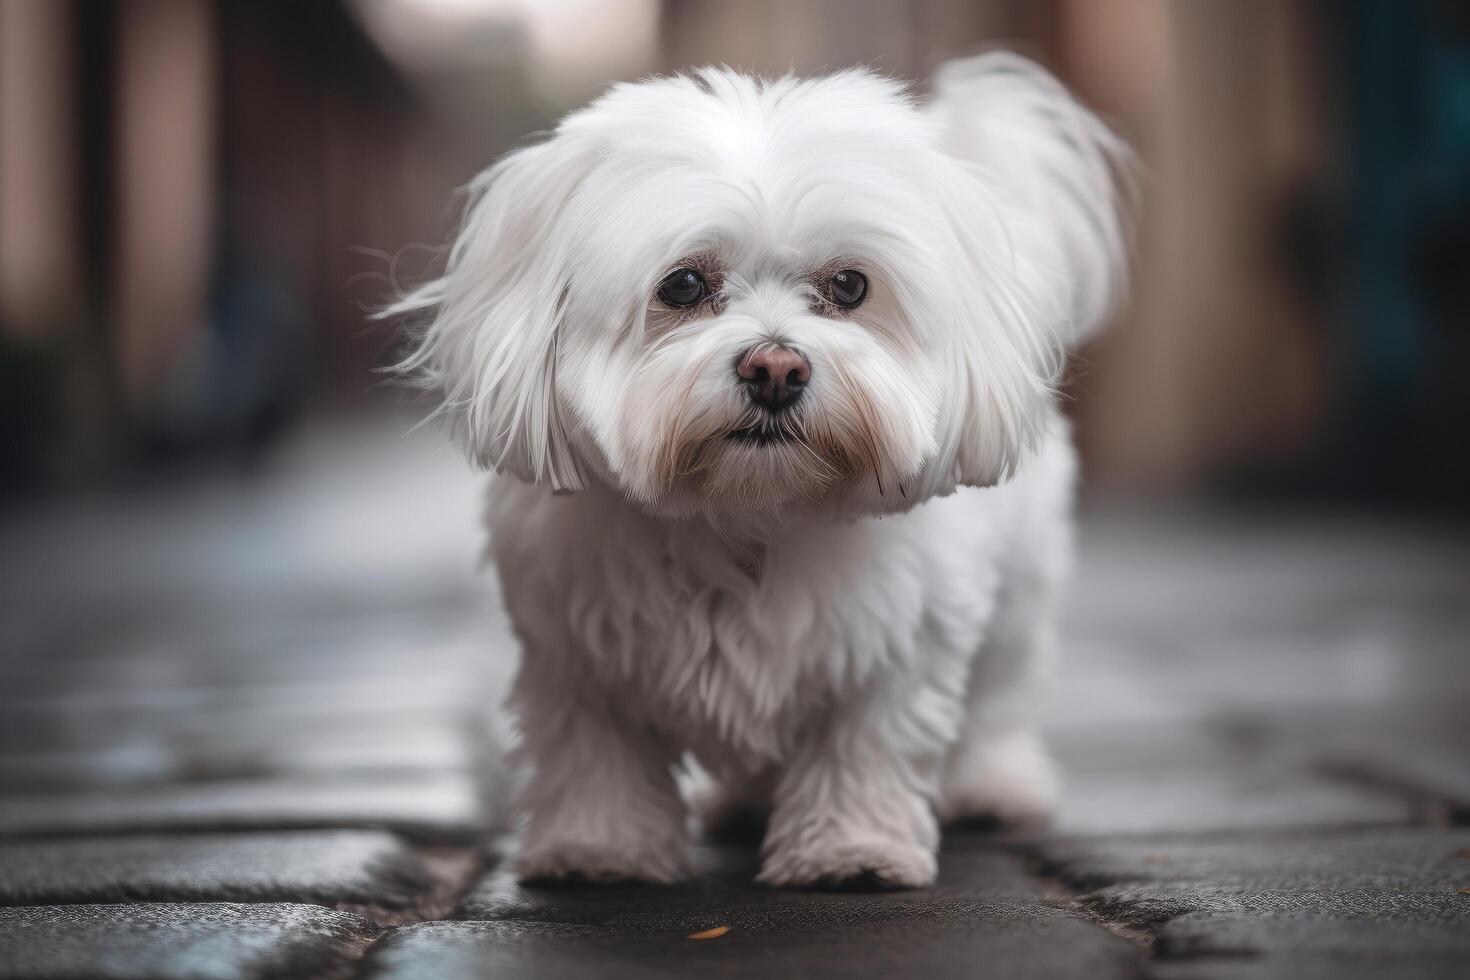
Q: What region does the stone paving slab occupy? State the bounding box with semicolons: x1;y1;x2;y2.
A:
1066;509;1470;630
0;726;474;792
1039;827;1470;894
1039;828;1470;925
1149;957;1467;980
0;832;454;922
0;711;479;792
1152;888;1470;954
1148;901;1470;980
0;773;484;843
0;678;487;756
1091;883;1470;935
360;908;1142;980
0;596;504;710
1062;510;1470;729
0;903;378;980
1246;706;1470;814
1052;625;1470;720
434;835;1149;978
1048;719;1244;773
1037;828;1470;978
1053;760;1413;836
0;628;495;704
457;835;1050;926
0;637;493;714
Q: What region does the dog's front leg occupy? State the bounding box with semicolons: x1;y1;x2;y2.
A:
508;652;690;883
757;668;960;890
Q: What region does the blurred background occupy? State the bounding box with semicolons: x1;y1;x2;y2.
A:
0;6;1468;958
2;0;1468;505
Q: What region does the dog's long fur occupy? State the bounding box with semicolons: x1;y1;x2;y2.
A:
387;53;1128;887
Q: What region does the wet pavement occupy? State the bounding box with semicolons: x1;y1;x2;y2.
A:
2;418;1467;979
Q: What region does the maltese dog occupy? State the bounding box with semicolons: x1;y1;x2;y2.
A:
388;52;1128;889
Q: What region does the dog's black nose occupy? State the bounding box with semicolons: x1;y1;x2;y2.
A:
736;344;810;411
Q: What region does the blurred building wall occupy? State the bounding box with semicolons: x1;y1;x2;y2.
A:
0;0;1463;504
0;0;81;341
1073;0;1330;492
0;0;444;486
113;0;216;411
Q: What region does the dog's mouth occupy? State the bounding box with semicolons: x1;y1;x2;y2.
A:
725;419;802;446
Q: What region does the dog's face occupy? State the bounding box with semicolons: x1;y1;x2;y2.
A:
394;63;1124;518
558;70;966;516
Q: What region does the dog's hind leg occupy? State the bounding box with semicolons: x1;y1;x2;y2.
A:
938;571;1061;828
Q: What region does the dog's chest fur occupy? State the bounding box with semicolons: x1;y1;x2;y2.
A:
488;480;1022;766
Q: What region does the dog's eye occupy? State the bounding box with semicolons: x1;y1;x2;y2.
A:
657;268;708;308
828;270;868;309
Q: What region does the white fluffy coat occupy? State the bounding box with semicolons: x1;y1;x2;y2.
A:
388;53;1128;888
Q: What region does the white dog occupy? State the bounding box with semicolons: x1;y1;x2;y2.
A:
389;53;1128;889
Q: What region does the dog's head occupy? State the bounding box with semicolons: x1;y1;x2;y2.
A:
390;55;1128;518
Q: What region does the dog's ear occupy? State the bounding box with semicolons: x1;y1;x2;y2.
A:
931;52;1131;347
387;131;596;493
926;52;1131;487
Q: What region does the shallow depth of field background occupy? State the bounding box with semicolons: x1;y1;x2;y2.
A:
0;10;1467;975
3;0;1468;510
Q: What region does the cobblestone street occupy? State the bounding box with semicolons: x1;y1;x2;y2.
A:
1;420;1467;979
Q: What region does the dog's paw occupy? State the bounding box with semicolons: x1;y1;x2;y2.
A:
757;834;937;890
939;728;1058;827
513;839;689;885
